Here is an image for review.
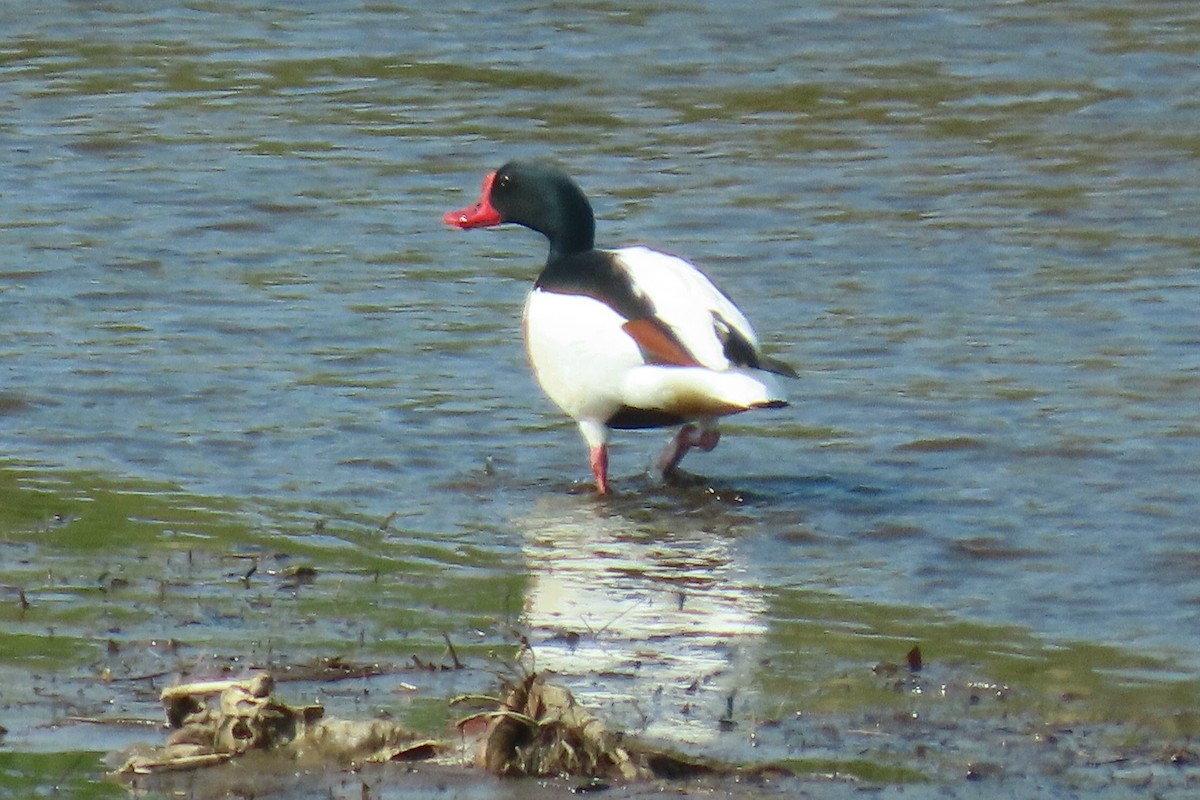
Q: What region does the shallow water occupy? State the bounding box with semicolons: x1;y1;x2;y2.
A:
2;0;1200;795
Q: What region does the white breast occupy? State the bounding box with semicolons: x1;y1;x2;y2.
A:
523;288;642;423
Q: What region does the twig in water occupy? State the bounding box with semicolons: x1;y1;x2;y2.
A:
443;632;463;670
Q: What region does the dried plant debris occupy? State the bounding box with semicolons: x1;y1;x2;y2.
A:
117;672;442;776
463;672;762;782
468;672;642;779
115;669;771;794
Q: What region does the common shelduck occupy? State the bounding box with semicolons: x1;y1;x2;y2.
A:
443;160;795;494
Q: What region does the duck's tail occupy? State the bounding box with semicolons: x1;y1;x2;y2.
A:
621;366;788;419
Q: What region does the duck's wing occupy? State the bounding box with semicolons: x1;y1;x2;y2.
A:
612;246;797;377
535;248;704;369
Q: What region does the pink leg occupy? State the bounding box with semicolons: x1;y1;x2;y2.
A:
657;424;693;474
589;444;611;495
657;424;720;475
696;427;720;452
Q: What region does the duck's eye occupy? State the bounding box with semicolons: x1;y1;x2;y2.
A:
495;173;512;192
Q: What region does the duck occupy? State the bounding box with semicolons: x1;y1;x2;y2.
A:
443;160;795;494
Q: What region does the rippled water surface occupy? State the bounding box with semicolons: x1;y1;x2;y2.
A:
3;0;1200;795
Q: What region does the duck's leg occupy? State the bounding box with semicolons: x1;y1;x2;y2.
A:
657;424;693;474
578;420;612;494
657;421;720;475
589;445;611;495
695;422;720;453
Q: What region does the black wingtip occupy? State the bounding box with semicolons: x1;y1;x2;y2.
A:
760;355;799;380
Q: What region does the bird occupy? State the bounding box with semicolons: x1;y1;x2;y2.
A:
443;160;795;494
